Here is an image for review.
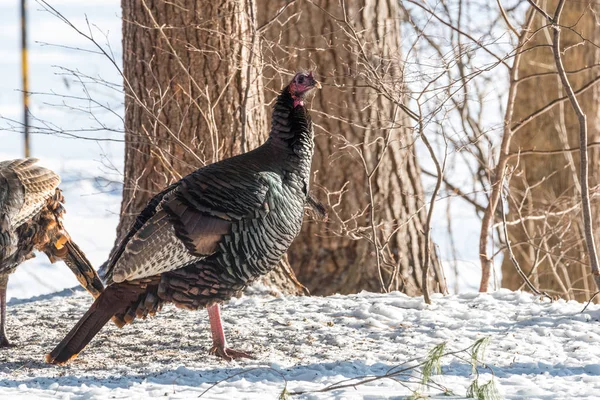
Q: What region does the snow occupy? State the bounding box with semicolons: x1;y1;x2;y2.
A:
1;289;600;399
1;2;595;399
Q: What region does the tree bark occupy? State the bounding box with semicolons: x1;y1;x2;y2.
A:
503;1;600;301
259;0;445;295
117;0;303;294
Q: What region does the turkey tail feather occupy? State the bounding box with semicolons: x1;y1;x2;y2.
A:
46;285;139;365
63;240;104;298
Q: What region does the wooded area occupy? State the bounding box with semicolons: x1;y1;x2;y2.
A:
16;0;600;303
112;0;600;300
501;1;600;301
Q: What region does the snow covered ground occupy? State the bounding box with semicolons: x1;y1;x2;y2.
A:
1;289;600;399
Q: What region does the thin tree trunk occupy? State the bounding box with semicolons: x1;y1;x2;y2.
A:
259;0;444;295
116;0;303;294
502;1;600;301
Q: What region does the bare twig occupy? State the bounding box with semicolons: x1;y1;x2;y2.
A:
526;0;555;23
197;367;288;398
581;291;600;313
507;141;600;159
496;0;519;36
288;339;494;396
510;74;600;135
419;102;448;304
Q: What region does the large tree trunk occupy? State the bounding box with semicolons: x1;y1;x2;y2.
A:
258;0;445;295
116;0;303;294
503;1;600;301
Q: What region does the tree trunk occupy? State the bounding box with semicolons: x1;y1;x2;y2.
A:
116;0;303;294
258;0;445;295
503;1;600;301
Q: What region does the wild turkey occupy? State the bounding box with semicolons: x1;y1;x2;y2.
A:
0;158;104;347
46;71;321;364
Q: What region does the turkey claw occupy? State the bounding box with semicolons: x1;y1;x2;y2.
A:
210;345;254;361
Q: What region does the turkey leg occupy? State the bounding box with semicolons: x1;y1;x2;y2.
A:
0;275;10;347
207;303;253;361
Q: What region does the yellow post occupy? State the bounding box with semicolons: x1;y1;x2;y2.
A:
21;0;29;157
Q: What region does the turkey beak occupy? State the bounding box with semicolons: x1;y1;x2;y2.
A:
314;80;322;89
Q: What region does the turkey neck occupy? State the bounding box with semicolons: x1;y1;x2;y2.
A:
266;89;314;178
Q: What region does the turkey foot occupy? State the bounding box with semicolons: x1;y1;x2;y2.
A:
207;303;253;361
209;345;254;361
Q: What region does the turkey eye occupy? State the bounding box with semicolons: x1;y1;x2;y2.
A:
298;76;305;84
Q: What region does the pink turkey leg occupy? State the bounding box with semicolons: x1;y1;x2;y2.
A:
207;303;254;360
